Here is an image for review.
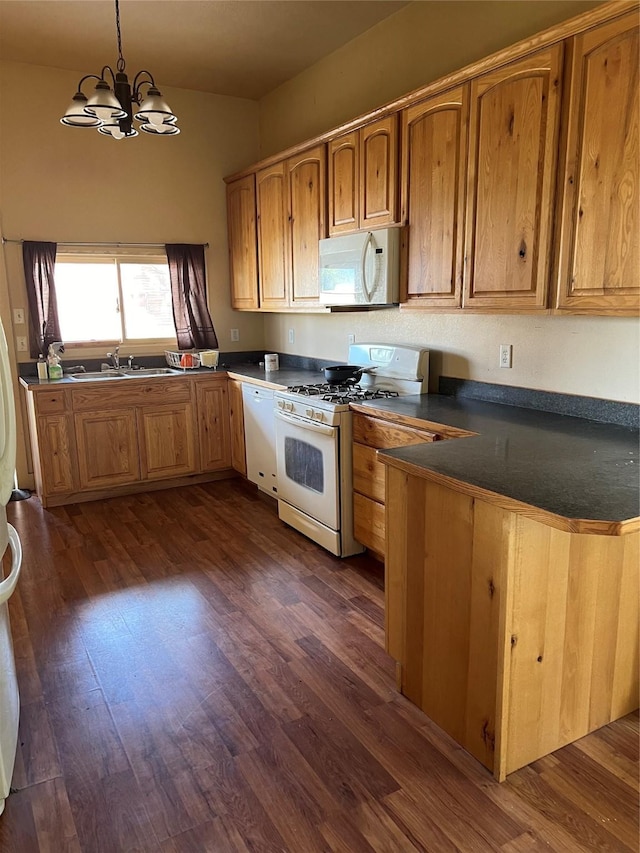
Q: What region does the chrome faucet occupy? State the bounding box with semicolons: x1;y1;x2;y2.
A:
107;346;120;369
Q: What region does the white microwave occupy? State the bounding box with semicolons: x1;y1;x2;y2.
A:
318;228;400;307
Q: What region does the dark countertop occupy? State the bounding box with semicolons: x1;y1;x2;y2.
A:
21;365;638;528
19;363;327;390
353;395;639;529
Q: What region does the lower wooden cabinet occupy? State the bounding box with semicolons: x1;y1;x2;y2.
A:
351;411;438;558
227;379;246;476
35;413;77;495
138;404;197;480
24;375;235;506
196;383;232;472
75;409;140;489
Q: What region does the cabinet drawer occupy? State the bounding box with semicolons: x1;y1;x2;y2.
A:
72;379;192;411
33;389;69;415
353;442;385;502
353;492;385;557
353;413;437;449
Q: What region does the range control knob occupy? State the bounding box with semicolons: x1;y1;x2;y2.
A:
306;408;314;418
313;411;324;421
277;400;284;409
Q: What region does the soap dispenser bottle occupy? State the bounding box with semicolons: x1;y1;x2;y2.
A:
37;353;48;380
47;345;63;380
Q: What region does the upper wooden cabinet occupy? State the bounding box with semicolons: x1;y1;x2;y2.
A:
328;116;398;235
400;86;469;307
227;175;259;310
256;161;290;310
554;12;639;315
255;145;326;310
288;145;326;307
463;45;563;310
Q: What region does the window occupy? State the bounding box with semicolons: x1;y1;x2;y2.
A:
54;248;176;346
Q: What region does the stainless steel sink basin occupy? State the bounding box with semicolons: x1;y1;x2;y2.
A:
68;370;124;380
68;367;182;380
121;367;181;376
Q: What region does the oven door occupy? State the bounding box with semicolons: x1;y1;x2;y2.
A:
275;410;340;530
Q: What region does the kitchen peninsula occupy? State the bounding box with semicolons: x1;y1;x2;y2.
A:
357;395;639;781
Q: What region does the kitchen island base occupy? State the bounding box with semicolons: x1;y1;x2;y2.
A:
385;468;639;781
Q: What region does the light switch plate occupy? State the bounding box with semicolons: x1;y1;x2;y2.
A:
13;308;25;325
16;336;27;352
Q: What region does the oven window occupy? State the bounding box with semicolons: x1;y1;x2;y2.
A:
284;437;324;493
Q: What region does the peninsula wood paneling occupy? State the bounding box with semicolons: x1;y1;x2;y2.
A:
463;46;563;310
384;464;640;781
227;378;246;476
554;12;639;314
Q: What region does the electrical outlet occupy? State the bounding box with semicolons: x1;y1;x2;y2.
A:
499;344;513;368
230;329;239;342
347;334;355;345
13;308;24;325
288;328;295;344
16;336;27;352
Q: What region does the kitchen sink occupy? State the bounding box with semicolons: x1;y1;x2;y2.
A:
121;367;181;376
68;370;124;380
68;367;182;380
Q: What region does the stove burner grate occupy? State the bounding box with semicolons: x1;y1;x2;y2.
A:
286;382;400;405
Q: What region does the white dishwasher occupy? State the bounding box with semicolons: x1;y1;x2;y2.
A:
242;384;278;496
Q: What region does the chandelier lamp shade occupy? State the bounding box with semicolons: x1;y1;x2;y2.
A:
60;0;179;139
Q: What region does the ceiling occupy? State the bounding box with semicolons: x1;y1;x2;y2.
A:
0;0;409;100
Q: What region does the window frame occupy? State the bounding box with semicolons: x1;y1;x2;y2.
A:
54;245;177;354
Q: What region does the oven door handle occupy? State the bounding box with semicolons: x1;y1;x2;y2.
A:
275;409;336;436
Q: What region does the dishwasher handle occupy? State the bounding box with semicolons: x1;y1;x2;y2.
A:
275;409;336;436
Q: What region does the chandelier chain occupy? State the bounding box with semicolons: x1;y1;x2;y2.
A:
115;0;125;73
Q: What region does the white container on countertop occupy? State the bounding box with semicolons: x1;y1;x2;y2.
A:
264;353;279;371
200;350;219;368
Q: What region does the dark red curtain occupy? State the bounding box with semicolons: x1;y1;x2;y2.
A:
23;241;61;359
165;244;218;350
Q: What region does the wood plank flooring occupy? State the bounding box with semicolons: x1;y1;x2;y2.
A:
0;479;637;852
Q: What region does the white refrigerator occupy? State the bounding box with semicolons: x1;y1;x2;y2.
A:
0;319;22;817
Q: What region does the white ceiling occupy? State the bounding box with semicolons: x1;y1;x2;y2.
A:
0;0;409;100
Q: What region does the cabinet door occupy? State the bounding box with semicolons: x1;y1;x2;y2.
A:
37;414;76;496
196;382;231;472
288;144;326;306
227;175;259;310
555;13;639;314
328;131;359;235
463;46;563;310
257;161;290;309
138;404;197;480
401;86;469;307
360;115;398;229
228;379;246;476
75;409;140;490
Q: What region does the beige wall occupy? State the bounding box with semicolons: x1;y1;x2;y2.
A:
0;59;264;485
259;0;639;404
258;0;604;155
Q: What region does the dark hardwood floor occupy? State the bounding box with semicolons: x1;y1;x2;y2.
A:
1;479;637;852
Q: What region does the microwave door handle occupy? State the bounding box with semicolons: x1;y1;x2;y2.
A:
360;232;373;302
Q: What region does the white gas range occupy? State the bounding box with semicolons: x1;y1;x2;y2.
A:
274;343;429;557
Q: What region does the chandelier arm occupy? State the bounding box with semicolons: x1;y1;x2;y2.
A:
132;71;157;101
75;73;104;93
99;66;117;86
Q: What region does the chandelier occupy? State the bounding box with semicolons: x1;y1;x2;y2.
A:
60;0;179;139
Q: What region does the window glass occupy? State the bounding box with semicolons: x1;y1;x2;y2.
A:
120;263;174;340
55;261;120;342
54;252;175;346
